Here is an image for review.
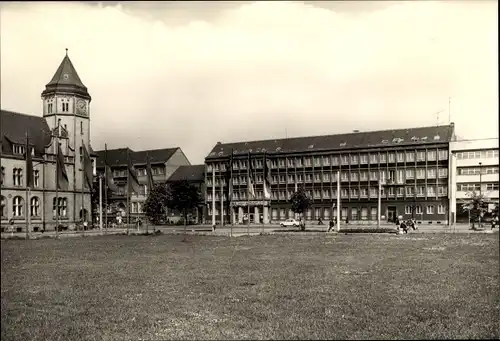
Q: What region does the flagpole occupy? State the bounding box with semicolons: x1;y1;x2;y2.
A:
126;149;130;235
230;149;234;238
247;151;250;236
262;151;266;235
104;144;108;232
220;166;224;228
81;139;85;236
336;171;340;232
212;166;216;231
378;176;383;229
55;123;59;239
99;174;103;230
25;130;30;240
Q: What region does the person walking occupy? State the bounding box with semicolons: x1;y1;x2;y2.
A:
328;219;334;232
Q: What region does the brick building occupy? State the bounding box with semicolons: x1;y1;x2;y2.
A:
93;147;191;222
1;51;97;231
205;124;455;225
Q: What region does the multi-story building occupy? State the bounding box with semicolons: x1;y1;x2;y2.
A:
166;164;206;224
450;138;499;223
1;51;97;231
205;124;455;225
94;147;191;222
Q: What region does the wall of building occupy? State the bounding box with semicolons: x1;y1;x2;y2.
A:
165;149;191;180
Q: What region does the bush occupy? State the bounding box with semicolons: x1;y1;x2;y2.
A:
341;228;395;234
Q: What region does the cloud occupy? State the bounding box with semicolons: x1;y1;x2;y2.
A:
1;1;497;164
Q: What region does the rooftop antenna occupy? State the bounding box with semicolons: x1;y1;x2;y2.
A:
285;127;288;139
448;97;451;124
435;109;443;127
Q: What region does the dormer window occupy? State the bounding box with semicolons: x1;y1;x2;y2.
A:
308;145;314;149
340;142;347;147
381;140;389;144
13;145;25;155
411;136;419;141
421;136;428;141
433;135;440;141
392;138;403;144
276;147;282;151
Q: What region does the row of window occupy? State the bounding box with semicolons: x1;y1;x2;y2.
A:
112;168;165;178
457;167;498;176
12;145;35;156
457;183;499;191
209;168;449;186
1;167;40;187
207;149;449;172
0;196;43;218
209;205;447;219
207;185;448;201
131;202;144;213
455;150;498;160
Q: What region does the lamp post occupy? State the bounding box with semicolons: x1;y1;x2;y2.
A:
479;162;482;227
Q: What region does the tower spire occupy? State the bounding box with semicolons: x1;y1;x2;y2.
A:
65;48;68;56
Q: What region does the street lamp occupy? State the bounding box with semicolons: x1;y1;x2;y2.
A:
479;162;482;227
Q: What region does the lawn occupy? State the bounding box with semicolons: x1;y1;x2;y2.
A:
1;233;499;340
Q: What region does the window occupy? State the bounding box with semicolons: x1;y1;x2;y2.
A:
13;145;25;155
341;172;349;181
314;173;321;182
416;168;425;179
331;156;339;166
341;155;349;165
416;151;425;161
288;158;295;167
361;207;368;220
351;208;358;220
397;152;405;162
304;158;312;167
438;150;448;160
415;205;423;215
405;205;412;215
350;155;358;164
396;170;404;183
341;189;349;198
406;186;414;196
296;174;303;183
0;196;6;218
29;196;39;216
323;156;330;166
33;170;40;188
13;168;23;186
397;187;404;197
295;158;302;167
323;173;330;182
52;197;68;217
486;183;499;191
369;154;378;164
426;205;434;214
80;121;83;135
438;185;447;196
427;150;436;161
437;205;446;214
314;190;321;199
370;171;378;181
370;187;377;198
370;207;377;220
47;101;53;114
388;187;395;197
279;175;285;183
485;167;499;174
351;188;359;198
278;159;285;168
13;196;24;217
341;208;348;219
388;153;395;163
314;157;321;167
457;183;480;192
427;168;436;179
438;168;447;178
427;186;435;196
379;153;387;163
360;154;368;164
323;189;330;199
360;188;368;198
406;169;414;179
406;151;415;162
350;172;358;181
288;175;294;183
1;166;4;185
416;186;425;196
360;171;368;181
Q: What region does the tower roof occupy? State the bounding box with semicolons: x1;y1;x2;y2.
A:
41;49;91;100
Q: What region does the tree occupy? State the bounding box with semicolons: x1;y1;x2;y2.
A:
143;183;169;225
290;187;312;231
461;190;487;229
90;180;113;224
165;179;203;239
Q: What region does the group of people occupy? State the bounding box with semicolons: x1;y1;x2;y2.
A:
395;216;417;234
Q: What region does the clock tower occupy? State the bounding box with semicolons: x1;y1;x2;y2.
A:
41;49;92;222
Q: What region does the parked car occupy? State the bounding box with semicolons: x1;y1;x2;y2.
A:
280;219;300;228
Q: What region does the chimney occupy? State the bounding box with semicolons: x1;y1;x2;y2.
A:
353;129;360;133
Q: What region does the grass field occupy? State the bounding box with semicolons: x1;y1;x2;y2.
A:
1;233;499;340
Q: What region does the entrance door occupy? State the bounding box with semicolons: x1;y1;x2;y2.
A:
387;206;397;223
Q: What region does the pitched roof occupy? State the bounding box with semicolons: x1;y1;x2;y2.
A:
94;147;179;168
167;165;205;182
41;51;91;100
0;110;52;157
206;124;455;159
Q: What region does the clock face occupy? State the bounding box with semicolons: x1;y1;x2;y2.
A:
77;100;87;115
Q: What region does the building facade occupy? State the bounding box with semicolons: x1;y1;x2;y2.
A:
205;124;455;225
166;164;206;224
1;51;95;231
450;138;499;223
94;147;191;223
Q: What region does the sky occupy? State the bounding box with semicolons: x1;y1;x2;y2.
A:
1;1;498;164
